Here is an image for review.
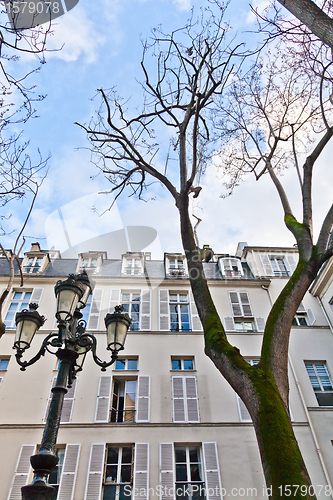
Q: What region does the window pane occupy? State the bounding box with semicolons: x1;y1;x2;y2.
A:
122;447;133;463
121;464;132;482
172;360;182;370
175;447;187;463
103;484;117;500
190;464;202;482
120;485;131;500
0;359;9;370
189;447;200;463
107;447;119;464
116;360;126;370
176;464;188;481
127;359;137;370
183;360;193;370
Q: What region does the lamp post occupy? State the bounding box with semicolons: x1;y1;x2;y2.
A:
12;272;131;500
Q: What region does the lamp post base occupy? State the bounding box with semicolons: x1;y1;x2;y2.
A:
21;481;57;500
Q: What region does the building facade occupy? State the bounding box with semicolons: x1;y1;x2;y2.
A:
0;242;333;500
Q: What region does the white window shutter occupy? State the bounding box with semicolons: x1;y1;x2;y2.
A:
95;376;112;423
57;444;80;500
297;301;306;313
140;290;151;331
159;289;170;331
259;254;274;276
223;317;235;331
7;445;36;500
109;289;121;313
84;443;105;500
255;317;266;332
61;378;77;423
189;291;202;331
185;376;200;422
286;254;297;274
228;292;242;317
307;308;316;326
239;292;253;317
133;443;149;500
202;442;223;500
159;443;175;500
30;287;44;304
136;376;150;422
236;395;252;422
172;376;186;422
87;289;103;330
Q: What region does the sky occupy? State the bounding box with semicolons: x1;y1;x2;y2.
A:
2;0;333;260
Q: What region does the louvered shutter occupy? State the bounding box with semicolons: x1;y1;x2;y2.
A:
172;376;186;422
259;254;274;276
140;290;151;331
57;444;80;500
7;445;36;500
95;376;112;423
223;317;235;331
133;443;149;500
297;301;307;313
136;376;150;422
0;376;3;388
189;291;202;331
236;395;252;422
44;377;77;423
87;289;103;330
84;443;105;500
109;289;121;313
185;376;199;422
229;292;242;317
307;308;316;326
159;443;175;500
159;290;170;331
286;254;297;274
239;292;253;317
30;288;43;304
255;317;265;332
202;442;223;500
61;378;77;423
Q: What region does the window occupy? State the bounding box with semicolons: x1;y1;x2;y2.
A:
218;257;243;277
228;291;253;317
172;376;199;422
103;445;134;500
78;253;103;275
292;315;308;326
124;258;142;275
292;304;315;326
159;443;222;500
305;362;333;406
269;256;289;277
175;446;205;500
234;320;255;332
48;447;65;493
115;358;138;370
4;291;32;328
121;291;140;331
168;258;186;277
111;378;137;423
260;254;297;277
95;376;150;423
0;358;9;370
23;257;44;274
171;357;195;370
170;293;191;331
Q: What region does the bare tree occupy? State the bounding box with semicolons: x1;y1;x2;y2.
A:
77;7;333;498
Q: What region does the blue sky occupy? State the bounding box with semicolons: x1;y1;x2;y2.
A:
2;0;333;259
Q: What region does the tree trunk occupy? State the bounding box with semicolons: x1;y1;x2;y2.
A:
177;195;316;499
277;0;333;49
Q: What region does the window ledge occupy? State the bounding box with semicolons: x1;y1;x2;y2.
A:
170;369;197;372
307;406;333;411
112;369;139;372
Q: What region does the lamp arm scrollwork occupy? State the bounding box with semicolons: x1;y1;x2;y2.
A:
14;333;61;371
80;333;118;371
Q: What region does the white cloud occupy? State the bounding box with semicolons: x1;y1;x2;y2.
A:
173;0;192;12
246;0;271;24
45;6;105;63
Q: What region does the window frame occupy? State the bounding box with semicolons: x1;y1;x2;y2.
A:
48;446;66;492
169;292;191;332
110;377;137;423
103;445;134;500
0;357;10;371
114;358;138;371
171;357;195;371
121;291;141;331
4;290;33;329
305;361;333;406
22;256;44;274
174;445;206;500
218;257;243;278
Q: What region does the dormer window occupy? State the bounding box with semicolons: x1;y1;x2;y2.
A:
78;253;104;275
121;253;144;276
165;254;187;278
23;257;44;274
219;257;243;278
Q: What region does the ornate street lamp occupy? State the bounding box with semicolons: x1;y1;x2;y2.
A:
13;273;131;500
